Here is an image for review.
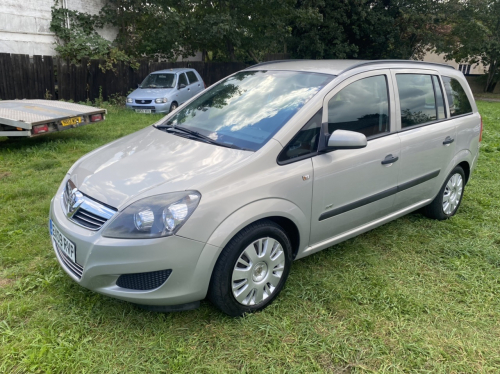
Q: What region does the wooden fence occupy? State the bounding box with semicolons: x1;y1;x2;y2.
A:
0;53;247;102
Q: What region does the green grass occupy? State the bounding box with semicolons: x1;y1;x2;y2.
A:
475;92;500;101
1;103;500;373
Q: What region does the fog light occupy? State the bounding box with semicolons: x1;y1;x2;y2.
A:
134;209;155;231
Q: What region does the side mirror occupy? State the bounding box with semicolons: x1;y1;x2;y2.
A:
327;130;367;149
318;122;367;152
179;83;186;89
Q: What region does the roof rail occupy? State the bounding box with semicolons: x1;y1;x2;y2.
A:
339;59;456;75
244;59;304;70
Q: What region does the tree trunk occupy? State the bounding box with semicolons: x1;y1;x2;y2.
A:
248;50;260;64
226;40;236;62
485;60;498;93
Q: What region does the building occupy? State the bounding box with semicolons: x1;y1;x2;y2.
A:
0;0;117;56
423;51;486;76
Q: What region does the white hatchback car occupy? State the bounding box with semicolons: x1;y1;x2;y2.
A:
50;60;481;316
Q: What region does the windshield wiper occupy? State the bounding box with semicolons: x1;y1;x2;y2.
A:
155;124;248;150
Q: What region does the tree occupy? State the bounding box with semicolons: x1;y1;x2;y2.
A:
435;0;500;92
289;0;443;60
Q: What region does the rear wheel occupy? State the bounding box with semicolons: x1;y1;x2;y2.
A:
208;220;292;316
423;166;465;220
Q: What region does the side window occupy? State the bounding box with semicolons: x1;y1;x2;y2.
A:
278;110;322;163
442;76;473;117
186;71;199;84
432;76;446;120
396;74;437;127
327;75;389;138
178;73;188;87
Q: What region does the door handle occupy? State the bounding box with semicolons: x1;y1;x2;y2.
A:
443;136;454;145
381;154;399;165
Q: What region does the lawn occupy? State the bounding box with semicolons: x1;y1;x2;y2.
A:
1;102;499;373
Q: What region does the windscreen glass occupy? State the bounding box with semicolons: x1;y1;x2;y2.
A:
160;70;334;151
141;73;176;88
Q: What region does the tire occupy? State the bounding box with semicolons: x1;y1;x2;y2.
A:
423;166;465;220
208;219;292;317
169;102;178;113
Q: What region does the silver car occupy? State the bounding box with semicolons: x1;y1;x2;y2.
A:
126;68;205;114
50;60;481;316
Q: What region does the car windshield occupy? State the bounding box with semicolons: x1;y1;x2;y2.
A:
159;70;334;151
141;73;176;88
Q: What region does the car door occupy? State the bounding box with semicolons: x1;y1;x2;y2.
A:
310;70;401;245
176;73;191;104
390;69;457;211
186;70;203;96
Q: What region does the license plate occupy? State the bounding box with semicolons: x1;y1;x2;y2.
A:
61;116;83;126
52;222;76;262
135;109;152;113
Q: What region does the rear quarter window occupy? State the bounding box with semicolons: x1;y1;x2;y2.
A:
442;76;473;117
186;71;199;84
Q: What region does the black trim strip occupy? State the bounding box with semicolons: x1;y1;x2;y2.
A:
397;170;440;192
319;187;398;221
318;169;440;221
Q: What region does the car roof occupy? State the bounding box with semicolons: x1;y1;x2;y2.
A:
150;68;196;74
245;59;455;75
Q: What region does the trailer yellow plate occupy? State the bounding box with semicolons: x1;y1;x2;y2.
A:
61;116;83;126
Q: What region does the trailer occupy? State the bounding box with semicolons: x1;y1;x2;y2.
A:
0;100;106;138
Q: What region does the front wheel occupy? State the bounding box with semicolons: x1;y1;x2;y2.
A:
208;220;292;316
169;102;178;113
423;166;465;220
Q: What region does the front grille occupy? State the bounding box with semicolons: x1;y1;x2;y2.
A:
116;269;172;290
55;242;83;278
72;208;108;230
62;180;116;231
132;106;155;110
134;99;152;104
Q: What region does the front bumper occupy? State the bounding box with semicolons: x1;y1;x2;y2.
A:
126;102;170;113
49;190;218;306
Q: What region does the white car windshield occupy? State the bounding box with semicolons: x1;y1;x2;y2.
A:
141;73;176;88
159;70;334;151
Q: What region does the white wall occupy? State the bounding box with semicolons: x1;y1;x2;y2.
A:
0;0;117;56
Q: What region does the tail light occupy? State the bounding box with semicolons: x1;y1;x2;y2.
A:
90;114;103;122
479;115;483;142
33;124;48;134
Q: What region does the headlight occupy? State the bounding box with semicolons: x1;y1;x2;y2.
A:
102;191;201;239
126;98;133;103
155;98;168;103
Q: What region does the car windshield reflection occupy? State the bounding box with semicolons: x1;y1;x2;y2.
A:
141;73;176;88
159;70;334;151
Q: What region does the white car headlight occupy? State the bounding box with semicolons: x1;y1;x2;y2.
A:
155;98;168;103
102;191;201;239
126;98;133;103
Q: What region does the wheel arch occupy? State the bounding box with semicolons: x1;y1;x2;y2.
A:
192;199;308;301
206;198;309;257
457;160;470;184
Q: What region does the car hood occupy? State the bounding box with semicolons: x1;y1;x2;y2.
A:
68;127;253;209
128;88;174;100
